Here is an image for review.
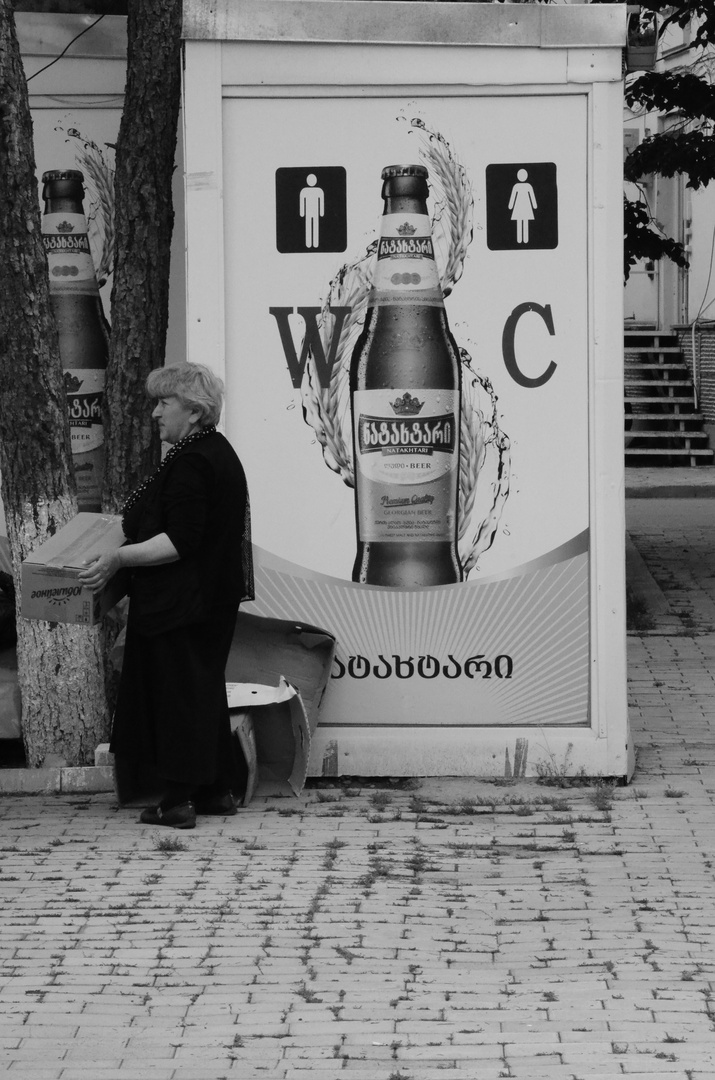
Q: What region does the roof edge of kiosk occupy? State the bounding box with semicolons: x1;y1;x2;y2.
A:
182;0;627;48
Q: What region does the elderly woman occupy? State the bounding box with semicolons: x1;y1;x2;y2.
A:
80;363;253;828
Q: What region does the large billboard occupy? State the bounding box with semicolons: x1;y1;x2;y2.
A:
224;95;590;730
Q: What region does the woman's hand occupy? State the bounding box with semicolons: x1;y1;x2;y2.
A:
78;550;123;592
78;534;178;592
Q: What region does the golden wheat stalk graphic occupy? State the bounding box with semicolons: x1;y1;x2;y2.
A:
59;127;115;288
458;358;512;574
410;118;472;297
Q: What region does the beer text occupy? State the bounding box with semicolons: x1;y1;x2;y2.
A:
358;414;455;454
43;234;90;253
377;236;435;259
67;392;103;424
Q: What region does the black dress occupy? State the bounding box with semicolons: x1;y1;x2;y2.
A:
110;430;253;789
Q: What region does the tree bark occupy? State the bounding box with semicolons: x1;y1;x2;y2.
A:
103;0;183;512
0;1;110;766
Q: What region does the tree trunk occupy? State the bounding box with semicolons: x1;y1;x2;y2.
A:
0;1;110;766
103;0;183;512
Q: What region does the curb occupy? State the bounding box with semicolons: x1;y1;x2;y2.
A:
0;765;114;795
0;744;115;796
626;483;715;498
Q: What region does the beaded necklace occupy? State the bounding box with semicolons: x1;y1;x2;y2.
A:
121;425;217;523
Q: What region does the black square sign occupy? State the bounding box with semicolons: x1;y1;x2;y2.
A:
275;166;347;254
486;162;558;251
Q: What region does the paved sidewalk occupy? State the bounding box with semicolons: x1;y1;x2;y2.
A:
1;480;714;1079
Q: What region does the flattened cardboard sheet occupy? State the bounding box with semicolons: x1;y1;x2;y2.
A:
226;612;336;734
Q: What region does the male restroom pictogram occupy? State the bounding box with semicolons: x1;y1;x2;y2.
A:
275;167;347;254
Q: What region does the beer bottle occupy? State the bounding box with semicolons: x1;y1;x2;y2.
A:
350;164;462;587
42;169;109;512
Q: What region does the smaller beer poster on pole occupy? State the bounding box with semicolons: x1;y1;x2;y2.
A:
222;92;591;748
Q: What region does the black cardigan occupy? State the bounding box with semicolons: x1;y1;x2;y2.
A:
123;431;253;636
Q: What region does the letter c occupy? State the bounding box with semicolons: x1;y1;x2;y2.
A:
502;302;556;388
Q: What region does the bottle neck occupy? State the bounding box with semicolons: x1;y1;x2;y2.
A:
382;196;428;218
43;199;85;217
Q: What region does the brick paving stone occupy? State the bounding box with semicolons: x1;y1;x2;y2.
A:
2;1070;65;1079
2;496;715;1074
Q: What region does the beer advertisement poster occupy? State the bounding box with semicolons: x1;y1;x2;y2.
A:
223;93;591;742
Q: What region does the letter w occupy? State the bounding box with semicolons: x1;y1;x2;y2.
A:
269;306;350;390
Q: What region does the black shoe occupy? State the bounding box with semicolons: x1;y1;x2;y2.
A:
194;792;238;816
139;801;196;829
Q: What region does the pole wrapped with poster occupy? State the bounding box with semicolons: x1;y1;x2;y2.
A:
42;169;109;512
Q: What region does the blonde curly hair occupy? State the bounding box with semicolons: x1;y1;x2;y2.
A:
146;363;224;427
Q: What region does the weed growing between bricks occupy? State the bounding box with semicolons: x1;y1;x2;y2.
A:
3;759;713;1078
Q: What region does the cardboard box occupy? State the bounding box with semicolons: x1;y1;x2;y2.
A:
224;614;336;804
227;678;310;805
225;612;336;735
21;513;128;626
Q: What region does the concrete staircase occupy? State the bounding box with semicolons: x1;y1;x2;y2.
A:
624;328;714;466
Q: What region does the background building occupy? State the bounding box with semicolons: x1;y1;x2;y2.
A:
624;11;715;459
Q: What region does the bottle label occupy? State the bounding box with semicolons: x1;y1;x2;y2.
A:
372;213;443;307
42;213;99;296
65;367;105;454
353;388;458;543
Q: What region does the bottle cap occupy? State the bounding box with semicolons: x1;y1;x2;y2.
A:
42;170;85;183
381;165;428;180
